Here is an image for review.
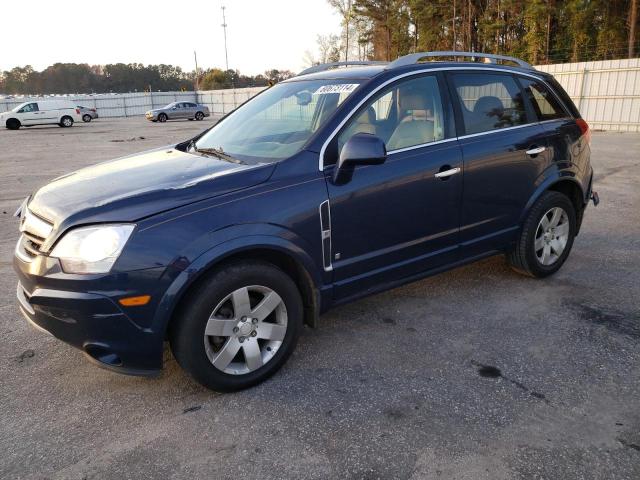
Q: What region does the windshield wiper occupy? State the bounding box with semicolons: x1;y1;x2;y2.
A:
192;146;245;165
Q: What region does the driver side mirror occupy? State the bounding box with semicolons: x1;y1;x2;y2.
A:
333;133;387;184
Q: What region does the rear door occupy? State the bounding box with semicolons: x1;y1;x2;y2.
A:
185;102;197;118
447;71;549;257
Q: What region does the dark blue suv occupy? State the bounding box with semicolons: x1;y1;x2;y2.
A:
14;52;598;391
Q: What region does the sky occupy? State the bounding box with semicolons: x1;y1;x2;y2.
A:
1;0;341;75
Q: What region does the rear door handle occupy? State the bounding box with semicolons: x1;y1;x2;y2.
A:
526;146;546;156
434;167;461;179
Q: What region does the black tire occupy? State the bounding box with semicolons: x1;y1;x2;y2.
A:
59;116;73;127
507;191;576;278
195;111;204;121
169;261;303;392
82;114;92;123
158;113;167;123
6;118;20;130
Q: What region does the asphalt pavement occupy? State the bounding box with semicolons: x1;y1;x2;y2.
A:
0;118;638;479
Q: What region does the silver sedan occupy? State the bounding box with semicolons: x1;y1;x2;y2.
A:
145;102;210;122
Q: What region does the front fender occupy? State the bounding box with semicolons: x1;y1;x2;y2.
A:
150;224;323;347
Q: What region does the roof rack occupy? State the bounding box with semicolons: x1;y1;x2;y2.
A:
298;61;388;76
387;51;533;70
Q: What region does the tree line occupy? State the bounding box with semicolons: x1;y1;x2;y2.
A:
315;0;639;65
0;63;295;95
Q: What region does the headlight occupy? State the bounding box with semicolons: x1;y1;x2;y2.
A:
50;224;135;274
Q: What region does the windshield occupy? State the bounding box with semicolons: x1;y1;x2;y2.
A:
194;79;361;163
12;102;28;112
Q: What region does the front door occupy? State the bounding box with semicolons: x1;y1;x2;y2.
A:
447;71;549;257
324;74;463;301
18;102;42;125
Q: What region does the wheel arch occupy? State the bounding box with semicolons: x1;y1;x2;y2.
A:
159;238;323;346
521;173;587;235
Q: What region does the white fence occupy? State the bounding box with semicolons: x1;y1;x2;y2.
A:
196;87;266;116
0;92;198;118
536;58;640;132
1;58;638;131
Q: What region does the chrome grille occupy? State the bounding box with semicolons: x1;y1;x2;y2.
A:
16;210;53;262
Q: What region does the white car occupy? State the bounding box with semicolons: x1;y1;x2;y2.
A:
1;100;82;130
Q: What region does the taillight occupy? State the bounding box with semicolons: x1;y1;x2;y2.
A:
576;118;591;145
91;108;96;112
75;108;80;114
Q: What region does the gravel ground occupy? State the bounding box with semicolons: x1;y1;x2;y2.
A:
0;118;638;480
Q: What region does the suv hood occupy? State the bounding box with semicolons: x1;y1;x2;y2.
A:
27;146;275;230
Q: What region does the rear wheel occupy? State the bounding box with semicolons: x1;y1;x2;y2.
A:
195;111;204;121
507;191;576;278
158;113;167;123
6;118;20;130
169;261;303;392
59;116;73;127
82;114;92;123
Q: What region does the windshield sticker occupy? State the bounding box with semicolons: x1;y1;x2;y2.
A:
314;84;359;95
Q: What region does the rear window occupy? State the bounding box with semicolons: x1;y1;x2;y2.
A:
519;78;568;121
451;73;528;135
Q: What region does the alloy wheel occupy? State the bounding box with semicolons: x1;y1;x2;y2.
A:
203;285;288;375
534;206;569;265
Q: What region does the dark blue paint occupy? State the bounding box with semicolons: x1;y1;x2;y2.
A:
14;62;594;375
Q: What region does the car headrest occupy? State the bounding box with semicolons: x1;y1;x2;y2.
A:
355;106;377;125
400;90;431;112
473;96;504;116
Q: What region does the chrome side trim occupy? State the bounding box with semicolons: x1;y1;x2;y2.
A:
457;123;535;140
318;66;561;171
387;137;458;156
319;200;333;272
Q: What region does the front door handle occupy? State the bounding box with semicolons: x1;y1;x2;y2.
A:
434;167;461;179
526;146;546;156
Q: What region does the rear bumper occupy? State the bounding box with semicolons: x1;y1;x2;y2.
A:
14;255;166;376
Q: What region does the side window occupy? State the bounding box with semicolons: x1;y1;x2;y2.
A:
338;75;446;155
520;78;567;121
451;73;527;135
19;103;38;113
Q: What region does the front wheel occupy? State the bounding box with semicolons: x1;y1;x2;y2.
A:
507;191;576;278
157;113;167;123
6;119;20;130
169;261;303;391
195;111;204;121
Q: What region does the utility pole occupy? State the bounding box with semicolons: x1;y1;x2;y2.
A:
193;50;199;90
221;6;229;71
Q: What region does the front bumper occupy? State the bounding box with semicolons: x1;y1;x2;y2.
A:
145;112;158;121
14;254;167;376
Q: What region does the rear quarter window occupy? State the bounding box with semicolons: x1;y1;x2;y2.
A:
519;77;568;121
